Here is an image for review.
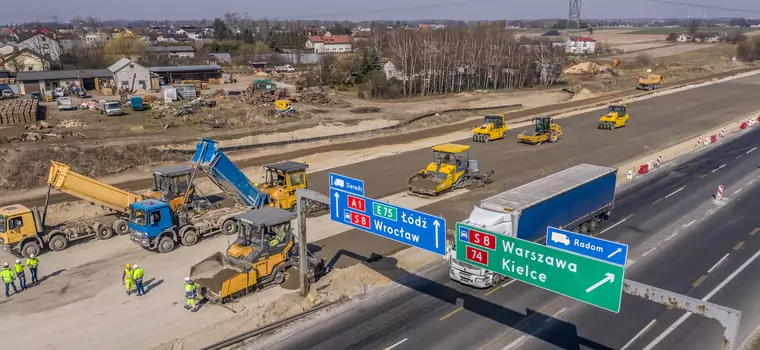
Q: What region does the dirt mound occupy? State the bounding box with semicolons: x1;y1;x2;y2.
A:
564;61;603;74
0;144;185;191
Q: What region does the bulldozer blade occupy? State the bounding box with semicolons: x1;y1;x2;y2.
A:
408;173;441;196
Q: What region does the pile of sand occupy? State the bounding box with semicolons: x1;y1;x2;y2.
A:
564;61;603;74
570;88;597;101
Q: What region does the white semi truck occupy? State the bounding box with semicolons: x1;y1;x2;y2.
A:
449;163;618;288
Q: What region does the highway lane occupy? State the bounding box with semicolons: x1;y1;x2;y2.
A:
253;113;760;350
9;68;756;209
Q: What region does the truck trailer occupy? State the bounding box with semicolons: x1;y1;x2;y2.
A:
449;163;617;288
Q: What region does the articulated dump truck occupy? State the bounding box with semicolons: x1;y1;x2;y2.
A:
189;207;327;303
0;161;200;257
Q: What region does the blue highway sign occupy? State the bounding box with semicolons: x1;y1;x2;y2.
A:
329;172;365;196
329;187;446;256
545;226;628;266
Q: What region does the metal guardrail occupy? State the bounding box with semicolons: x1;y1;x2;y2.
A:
169;104;524;154
199;298;343;350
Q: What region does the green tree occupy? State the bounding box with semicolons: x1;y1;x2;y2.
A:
212;18;232;40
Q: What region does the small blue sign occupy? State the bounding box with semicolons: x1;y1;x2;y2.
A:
545;226;628;266
329;187;446;256
329;172;365;196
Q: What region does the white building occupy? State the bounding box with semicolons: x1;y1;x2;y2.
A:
306;34;353;53
565;37;596;54
85;32;113;46
175;27;202;40
108;57;152;91
17;33;62;62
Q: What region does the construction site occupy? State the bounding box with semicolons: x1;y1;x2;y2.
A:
2;21;760;350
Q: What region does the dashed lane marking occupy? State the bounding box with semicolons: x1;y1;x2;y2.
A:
692;275;707;287
383;338;408;350
707;253;730;274
621;319;658;350
439;307;463;321
734;241;745;250
711;164;726;173
665;186;686;199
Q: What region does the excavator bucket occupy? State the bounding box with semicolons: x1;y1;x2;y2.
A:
190;252;250;302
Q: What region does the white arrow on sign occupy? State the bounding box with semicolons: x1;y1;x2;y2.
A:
585;273;615;293
607;247;622;259
433;220;441;249
333;192;340;216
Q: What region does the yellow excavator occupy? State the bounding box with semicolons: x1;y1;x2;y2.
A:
472;114;508;143
599;105;629;130
407;144;494;196
189;207;327;303
517;117;563;145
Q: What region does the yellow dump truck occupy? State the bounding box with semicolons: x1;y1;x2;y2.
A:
0;162;200;257
190;207;326;303
637;74;662;91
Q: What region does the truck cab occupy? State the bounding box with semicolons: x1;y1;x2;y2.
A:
0;205;49;257
449;206;510;288
260;161;309;211
127;200;175;250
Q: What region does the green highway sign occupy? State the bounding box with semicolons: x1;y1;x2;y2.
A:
456;222;625;313
372;202;398;221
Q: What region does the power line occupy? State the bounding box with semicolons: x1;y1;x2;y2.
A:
641;0;760;15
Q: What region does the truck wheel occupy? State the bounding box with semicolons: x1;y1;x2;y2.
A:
48;234;68;252
589;219;598;232
21;241;41;258
181;229;199;247
549;130;558;143
273;271;286;285
95;223;114;240
221;219;237;236
157;236;175;253
113;219;129;235
492;274;502;284
580;222;590;234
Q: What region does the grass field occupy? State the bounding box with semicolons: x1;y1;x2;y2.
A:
624;27;757;35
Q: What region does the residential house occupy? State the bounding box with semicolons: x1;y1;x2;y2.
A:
16;32;62;62
565;37;596;54
157;34;191;43
306;35;353;53
85;30;113;46
352;29;373;42
206;52;232;64
122;27;152;42
108;57;153;91
2;48;50;72
693;32;720;43
675;33;690;42
0;42;16;56
0;27;19;43
57;32;85;50
175;26;202;40
149;45;196;58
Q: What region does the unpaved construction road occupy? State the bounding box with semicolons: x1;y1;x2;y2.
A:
2;71;760;350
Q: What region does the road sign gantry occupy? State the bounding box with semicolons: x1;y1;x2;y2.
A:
456;222;625;313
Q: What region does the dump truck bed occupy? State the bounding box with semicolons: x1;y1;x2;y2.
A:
638;75;661;85
193;139;269;209
47;161;142;213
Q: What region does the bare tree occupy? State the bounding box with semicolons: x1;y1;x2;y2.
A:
687;20;700;43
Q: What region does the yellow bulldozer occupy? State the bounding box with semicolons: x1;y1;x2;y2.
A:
517;117;563;145
472;114;508;143
189;207;327;303
599;105;629;130
407;144;494;196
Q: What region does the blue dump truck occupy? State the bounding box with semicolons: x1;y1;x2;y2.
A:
449;163;617;288
127;139;267;253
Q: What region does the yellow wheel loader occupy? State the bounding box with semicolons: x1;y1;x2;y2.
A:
473;114;508;143
517;117;563;145
189;207;327;303
407;144;494;197
598;105;629;130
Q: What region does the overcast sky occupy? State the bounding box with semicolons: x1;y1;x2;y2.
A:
3;0;759;24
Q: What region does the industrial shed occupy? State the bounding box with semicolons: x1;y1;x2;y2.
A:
148;64;222;84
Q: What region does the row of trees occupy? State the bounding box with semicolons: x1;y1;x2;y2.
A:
305;24;566;99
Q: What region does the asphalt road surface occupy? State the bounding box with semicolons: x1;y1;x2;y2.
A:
9;68;756;210
253;124;760;350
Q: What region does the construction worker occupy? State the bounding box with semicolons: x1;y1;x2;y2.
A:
184;277;197;312
1;262;19;297
122;264;135;296
14;259;26;290
26;254;39;285
133;264;145;296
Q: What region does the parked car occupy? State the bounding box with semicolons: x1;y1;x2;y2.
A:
57;97;77;111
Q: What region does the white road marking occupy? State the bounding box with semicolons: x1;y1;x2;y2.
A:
501;336;526;350
711;164;726;173
642;247;657;257
621;319;658;350
736;154;743;159
544;307;569;324
705;209;715;216
734;188;743;195
707;253;730;274
664;231;680;241
749;179;757;186
642;248;760;350
384;338;408;350
626;259;637;267
683;220;697;228
747;146;757;154
600;218;628;234
665;186;686;199
502;279;517;288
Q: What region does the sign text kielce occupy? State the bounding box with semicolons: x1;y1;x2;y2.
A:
455;222;625;313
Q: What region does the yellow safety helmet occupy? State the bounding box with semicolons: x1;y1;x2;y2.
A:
126;263;131;269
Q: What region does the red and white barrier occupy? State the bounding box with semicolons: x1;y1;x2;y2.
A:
655;156;662;167
720;127;726;137
741;122;748;130
696;137;703;148
638;164;649;175
626;168;635;180
716;185;724;200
